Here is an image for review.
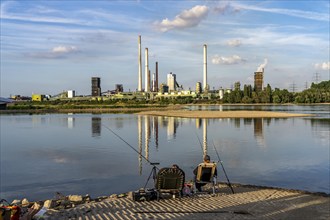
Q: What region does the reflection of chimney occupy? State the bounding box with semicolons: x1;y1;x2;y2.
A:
203;44;207;91
203;119;208;158
155;62;159;92
138;115;142;175
145;48;149;92
195;118;201;129
154;117;159;148
138;35;142;92
145;116;150;160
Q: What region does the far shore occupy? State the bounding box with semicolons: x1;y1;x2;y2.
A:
137;110;314;118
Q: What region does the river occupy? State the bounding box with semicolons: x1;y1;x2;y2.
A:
1;105;329;201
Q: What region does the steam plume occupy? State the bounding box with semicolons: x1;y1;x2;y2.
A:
257;58;268;72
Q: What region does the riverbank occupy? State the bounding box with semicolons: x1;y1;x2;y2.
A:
137;110;313;118
26;183;329;220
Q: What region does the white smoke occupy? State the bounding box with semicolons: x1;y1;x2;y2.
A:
257;58;268;72
314;61;330;70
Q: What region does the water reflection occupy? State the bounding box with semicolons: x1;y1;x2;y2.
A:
2;107;329;201
203;119;208;158
254;118;265;148
67;113;75;129
134;116;271;165
92;117;101;137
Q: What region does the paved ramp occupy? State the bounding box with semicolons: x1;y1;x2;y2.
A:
46;185;330;220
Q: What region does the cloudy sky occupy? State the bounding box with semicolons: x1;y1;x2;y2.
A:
1;0;329;97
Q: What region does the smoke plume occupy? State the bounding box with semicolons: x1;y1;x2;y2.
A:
257;58;268;72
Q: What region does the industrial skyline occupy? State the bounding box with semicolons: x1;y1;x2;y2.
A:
1;1;329;97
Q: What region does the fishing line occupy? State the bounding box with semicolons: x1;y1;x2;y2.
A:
102;123;157;166
194;131;203;151
212;140;235;194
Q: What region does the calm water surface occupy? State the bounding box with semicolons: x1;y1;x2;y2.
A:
1;105;329;201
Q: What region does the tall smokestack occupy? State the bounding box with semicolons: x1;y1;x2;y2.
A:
147;70;151;92
145;48;149;92
155;62;158;92
138;35;142;92
203;44;207;91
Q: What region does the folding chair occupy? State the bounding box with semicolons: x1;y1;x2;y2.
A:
155;167;185;200
194;162;217;194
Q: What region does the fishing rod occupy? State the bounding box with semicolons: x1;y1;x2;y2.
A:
212;141;235;194
102;123;160;187
102;123;154;164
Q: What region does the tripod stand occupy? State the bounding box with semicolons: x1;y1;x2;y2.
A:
144;162;159;189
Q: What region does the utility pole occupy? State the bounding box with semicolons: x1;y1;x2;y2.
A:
304;82;308;90
290;82;297;93
313;72;320;83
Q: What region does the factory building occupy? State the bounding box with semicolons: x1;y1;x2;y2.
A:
115;84;123;93
91;77;101;96
67;90;75;98
254;69;264;92
159;83;169;94
167;72;176;92
219;88;224;99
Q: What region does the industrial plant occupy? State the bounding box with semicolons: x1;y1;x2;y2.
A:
26;35;266;102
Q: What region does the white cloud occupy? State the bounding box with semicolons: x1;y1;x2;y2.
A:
155;5;209;32
52;46;78;53
227;39;241;47
230;2;329;22
314;62;330;70
214;3;241;14
27;45;79;59
212;55;246;65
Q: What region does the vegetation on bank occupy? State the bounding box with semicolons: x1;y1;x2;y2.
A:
222;80;330;104
4;81;330;110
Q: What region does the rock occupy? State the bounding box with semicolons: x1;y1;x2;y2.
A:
109;194;117;199
43;199;56;209
21;198;29;206
83;194;91;202
68;195;83;202
11;199;21;205
54;192;66;200
118;193;126;198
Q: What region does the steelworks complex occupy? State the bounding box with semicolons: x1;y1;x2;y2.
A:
27;35;265;101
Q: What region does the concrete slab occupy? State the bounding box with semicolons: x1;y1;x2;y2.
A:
46;184;330;220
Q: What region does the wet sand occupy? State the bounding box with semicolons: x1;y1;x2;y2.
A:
137;110;313;118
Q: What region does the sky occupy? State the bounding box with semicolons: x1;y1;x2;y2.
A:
1;0;329;97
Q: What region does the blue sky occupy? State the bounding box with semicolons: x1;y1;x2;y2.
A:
1;0;329;97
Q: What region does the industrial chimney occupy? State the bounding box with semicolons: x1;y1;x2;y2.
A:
203;44;207;91
145;48;149;92
155;62;159;92
138;35;142;92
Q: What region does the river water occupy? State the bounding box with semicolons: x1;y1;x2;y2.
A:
1;105;329;201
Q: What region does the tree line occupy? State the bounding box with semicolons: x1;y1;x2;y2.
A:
222;80;330;104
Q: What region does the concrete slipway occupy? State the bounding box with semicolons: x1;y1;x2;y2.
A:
45;184;329;220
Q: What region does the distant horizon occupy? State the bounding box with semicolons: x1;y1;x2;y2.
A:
1;0;329;97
